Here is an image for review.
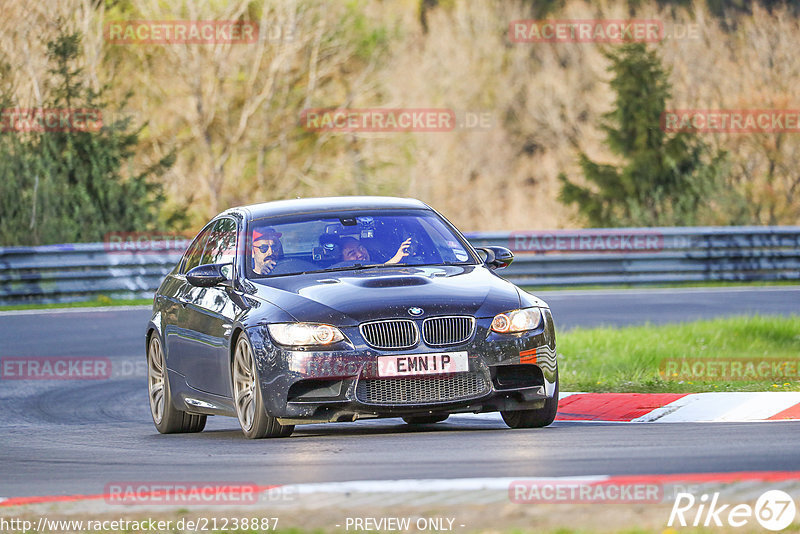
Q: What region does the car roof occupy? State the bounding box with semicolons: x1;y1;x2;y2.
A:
223;196;431;220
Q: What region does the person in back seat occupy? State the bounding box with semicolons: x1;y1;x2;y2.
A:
340;236;412;264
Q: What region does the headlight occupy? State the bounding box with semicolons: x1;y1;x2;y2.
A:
491;308;542;333
267;323;345;347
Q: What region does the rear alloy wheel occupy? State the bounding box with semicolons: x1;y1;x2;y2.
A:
147;333;206;434
501;370;559;429
232;334;293;439
402;415;449;425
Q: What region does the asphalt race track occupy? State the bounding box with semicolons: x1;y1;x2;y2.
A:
1;287;798;499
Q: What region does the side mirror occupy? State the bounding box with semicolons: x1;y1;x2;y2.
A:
186;263;230;287
475;246;514;270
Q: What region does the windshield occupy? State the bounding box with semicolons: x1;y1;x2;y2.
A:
246;209;476;278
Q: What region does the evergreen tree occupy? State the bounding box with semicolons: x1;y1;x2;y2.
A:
558;43;728;227
0;27;174;246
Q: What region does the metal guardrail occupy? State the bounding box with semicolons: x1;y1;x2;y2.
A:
0;243;180;305
468;226;800;287
1;226;799;305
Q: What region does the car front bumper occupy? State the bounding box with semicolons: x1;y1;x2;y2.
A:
247;309;557;422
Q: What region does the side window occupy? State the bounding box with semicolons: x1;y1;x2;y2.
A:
181;227;212;274
202;218;237;268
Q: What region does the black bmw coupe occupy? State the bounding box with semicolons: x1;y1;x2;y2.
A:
146;197;558;438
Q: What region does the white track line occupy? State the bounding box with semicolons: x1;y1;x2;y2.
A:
288;476;610;495
0;305;151;316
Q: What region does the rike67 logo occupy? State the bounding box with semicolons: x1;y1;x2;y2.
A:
668;490;797;531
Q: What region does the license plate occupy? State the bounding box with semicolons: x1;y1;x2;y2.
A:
377;352;468;377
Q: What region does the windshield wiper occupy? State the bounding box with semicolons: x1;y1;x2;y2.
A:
268;263;413;277
321;263;387;273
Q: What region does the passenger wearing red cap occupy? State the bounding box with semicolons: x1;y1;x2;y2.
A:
252;227;283;275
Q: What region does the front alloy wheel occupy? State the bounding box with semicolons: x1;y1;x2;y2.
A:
232;334;293;439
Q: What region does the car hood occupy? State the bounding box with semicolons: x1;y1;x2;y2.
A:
248;265;535;325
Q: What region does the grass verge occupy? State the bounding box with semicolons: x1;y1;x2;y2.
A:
558;315;800;393
0;296;152;311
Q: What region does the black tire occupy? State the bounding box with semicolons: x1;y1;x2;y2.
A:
402;415;449;425
501;371;559;429
147;333;206;434
232;334;294;439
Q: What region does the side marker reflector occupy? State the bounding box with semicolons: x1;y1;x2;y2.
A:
520;348;537;364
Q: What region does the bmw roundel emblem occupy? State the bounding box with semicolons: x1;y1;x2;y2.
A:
408;307;424;317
